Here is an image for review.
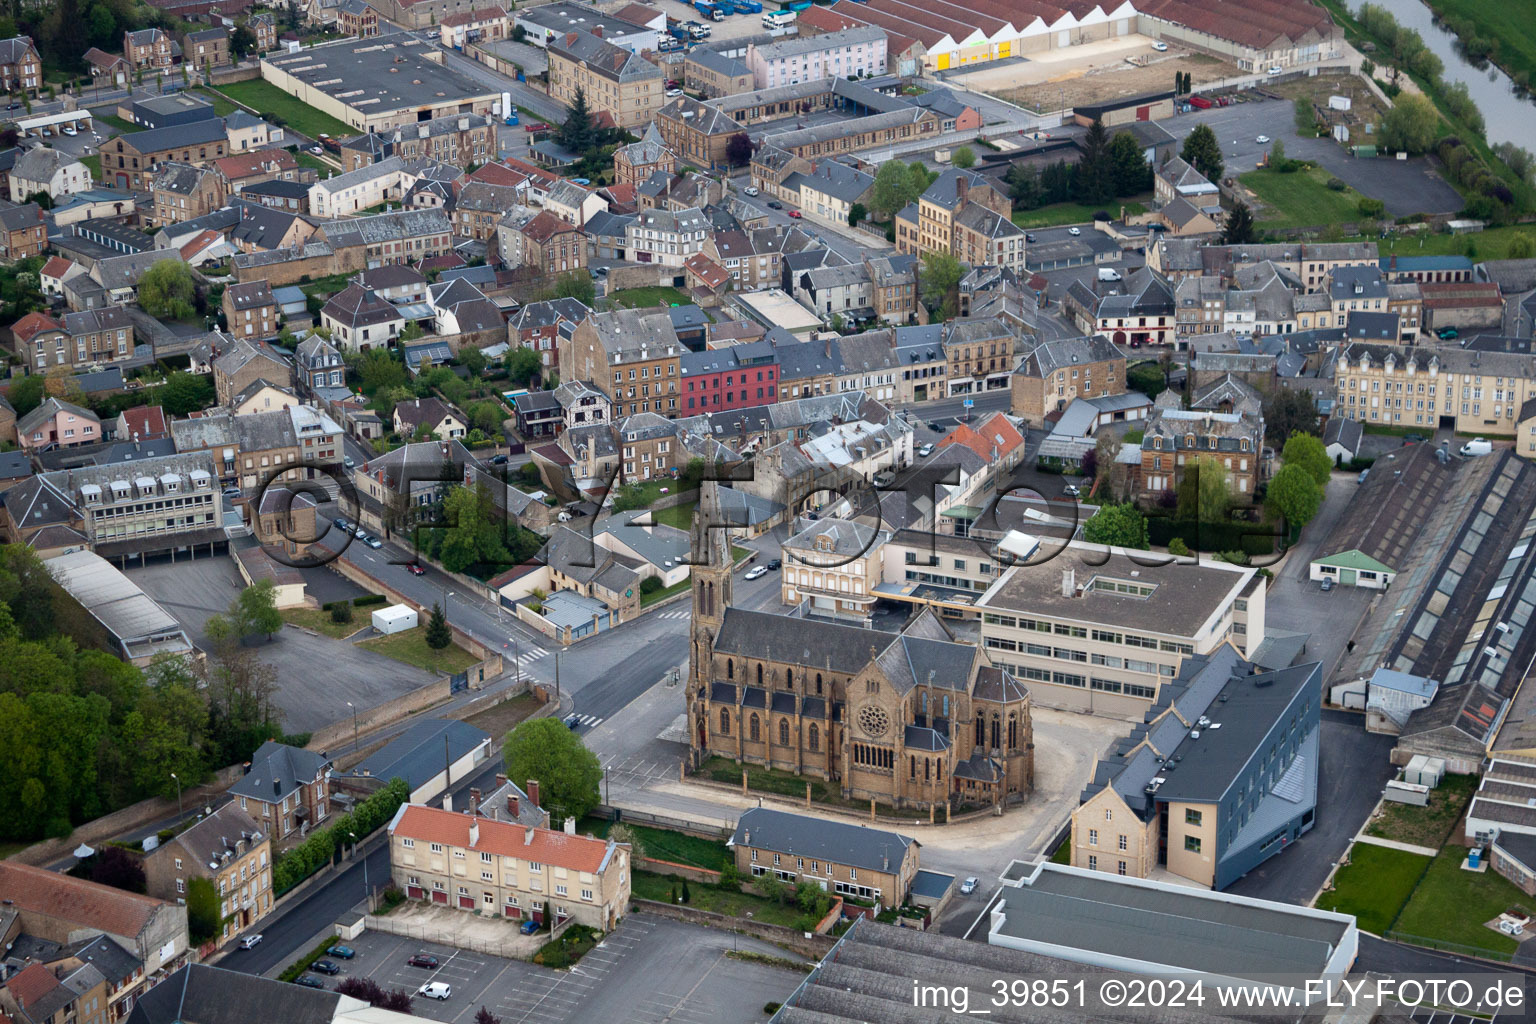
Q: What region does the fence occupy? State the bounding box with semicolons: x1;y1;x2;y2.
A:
1382;931;1516;964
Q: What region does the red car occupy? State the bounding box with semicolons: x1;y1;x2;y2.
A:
524;122;550;133
787;210;802;218
407;955;439;969
406;563;427;576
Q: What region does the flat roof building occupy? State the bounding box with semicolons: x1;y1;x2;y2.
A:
260;33;503;131
43;549;195;665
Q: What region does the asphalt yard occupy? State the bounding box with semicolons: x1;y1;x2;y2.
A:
340;913;799;1023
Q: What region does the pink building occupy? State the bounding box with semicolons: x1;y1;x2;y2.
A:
16;397;102;452
745;25;887;89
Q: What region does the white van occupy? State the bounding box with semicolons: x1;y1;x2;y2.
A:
1460;438;1493;457
418;982;451;1000
1098;268;1122;283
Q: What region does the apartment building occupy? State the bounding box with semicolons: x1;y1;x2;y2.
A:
124;28;175;69
779;516;888;620
976;542;1264;718
1071;646;1320;889
337;0;382;36
340;113;501;172
655;94;739;171
1139;406;1266;500
744;26;886;89
1011;335;1124;426
895;169;1025;273
387;802;631;930
152;162;226;226
730;808;919;908
14;305;135;373
104;120;229;191
625;206;709;268
0;200;46;259
0;36;41;93
548;29;664;131
1334;342;1536;436
143;805;274;944
222;280;280;340
684;47;752;98
229;741;333;843
941;316;1014;397
561;307;683;418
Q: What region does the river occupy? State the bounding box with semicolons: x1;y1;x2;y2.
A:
1357;0;1536;151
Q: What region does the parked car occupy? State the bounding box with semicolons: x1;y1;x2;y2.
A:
1320;577;1334;592
407;955;439;969
665;88;682;97
917;443;934;457
1063;483;1081;497
239;934;263;949
1268;65;1283;74
1358;469;1369;484
767;558;782;570
766;200;783;209
1025;233;1037;243
960;877;979;895
1255;134;1270;143
223;485;241;498
1067;226;1081;236
406;563;427;576
1151;40;1168;51
1437;327;1459;340
418;982;452;1001
1460;437;1493;457
744;565;768;581
343;455;355;468
293;976;326;989
310;961;341;976
362;534;383;549
327;946;355;959
520;918;540;935
744;185;760;196
787;210;802;218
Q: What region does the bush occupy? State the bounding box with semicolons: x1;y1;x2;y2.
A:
1348;456;1377;471
1325;177;1348;191
640;576;663;595
765;1004;783;1015
278;938;336;983
330;603;354;624
1167;537;1191;557
353;594;388;608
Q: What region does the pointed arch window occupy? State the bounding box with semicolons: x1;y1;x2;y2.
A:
778;719;789;745
808;723;820;752
749;713;760;742
756;664;763;687
719;708;730;735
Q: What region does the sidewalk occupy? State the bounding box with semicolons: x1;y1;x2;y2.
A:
1353;833;1438;857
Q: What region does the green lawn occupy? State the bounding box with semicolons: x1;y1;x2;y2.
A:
650;501;697;530
611;478;683;511
191;87;238;116
699;756;935;819
631;870;812;928
80;154;101;181
1394;847;1528;956
577;818;730;870
209;79;354;139
1423;0;1536;83
1314;843;1430;935
357;626;480;675
1011;197;1149;229
1366;774;1478;850
641;577;691;607
607;286;693;310
293;150;332;174
1049;842;1071;864
1239;166;1369;229
1375;225;1536;261
94;112;139;134
281;606;366;640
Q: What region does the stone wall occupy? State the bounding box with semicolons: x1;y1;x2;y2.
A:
606;262;679;292
630;898;834;959
305;677;454;755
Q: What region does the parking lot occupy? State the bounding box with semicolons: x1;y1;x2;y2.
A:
1168;99;1463;219
330;913;799;1023
643;0;771;42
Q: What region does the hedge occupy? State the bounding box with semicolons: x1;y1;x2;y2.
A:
1147;517;1278;556
272;777;409;895
352;594;389;608
279;937;338;983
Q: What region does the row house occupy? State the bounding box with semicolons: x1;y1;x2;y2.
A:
455;181;521;241
942;316;1015;398
104;120;229;192
895;169;1025;273
212;334;294;406
501;208;586;274
142;804;273;943
625;206;708;268
0;200;46;259
318;207;455;269
547;29;665;132
680;340;779;415
1151;237;1379;292
561;307;683;419
13;306;135;374
1063;270;1176;349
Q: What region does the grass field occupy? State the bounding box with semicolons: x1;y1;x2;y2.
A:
631;870;808;928
94;112;139;134
280;606;365;640
1239;166;1369;229
357;626;480;674
293;150;332;174
607;286;693;309
191;87;238;116
1423;0;1536;84
650;501;697;530
1394;846;1527;956
577;818;730;870
641;577;691;607
210;79;354;139
1010;197;1149;230
1365;773;1477;849
1314;843;1429;935
80;154;101;181
1375;225;1536;261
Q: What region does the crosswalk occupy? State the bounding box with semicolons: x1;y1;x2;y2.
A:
656;608;691;621
505;643;551;662
570;714;604;728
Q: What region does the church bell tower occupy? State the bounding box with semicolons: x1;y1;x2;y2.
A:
687;480;733;763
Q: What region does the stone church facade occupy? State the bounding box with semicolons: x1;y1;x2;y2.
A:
685;483;1034;811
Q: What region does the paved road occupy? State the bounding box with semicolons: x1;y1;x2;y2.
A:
432;44;568;125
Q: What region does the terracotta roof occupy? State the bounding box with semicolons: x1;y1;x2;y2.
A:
938;411;1024;462
600;182;636;208
390;804;612;873
179;230;223;260
685;252;729;290
120;405;168;439
440;4;505;25
214;149;297;181
797;4;869;32
467;161;530;188
41;256;77;279
12;310;62;343
0;861;172;941
6;963;61;1010
519;209;577;244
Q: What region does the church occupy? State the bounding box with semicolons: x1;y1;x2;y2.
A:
685;483;1034;812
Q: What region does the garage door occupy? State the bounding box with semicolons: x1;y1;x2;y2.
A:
936;52;951;70
1340;568;1357;586
504;904;521;917
997;41;1011;58
406;885;423;900
458;895;475;909
432;890;448;904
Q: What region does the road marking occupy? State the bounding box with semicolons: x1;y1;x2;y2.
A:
577;715;603;727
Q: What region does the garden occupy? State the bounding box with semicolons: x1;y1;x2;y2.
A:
208;79;354;139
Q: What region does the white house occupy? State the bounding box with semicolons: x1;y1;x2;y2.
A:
307;156;407;218
9;146;92;202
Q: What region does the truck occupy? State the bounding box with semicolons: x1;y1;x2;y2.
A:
693;0;724;20
713;0;737;13
1188;94;1214;109
763;8;795;27
735;0;762;11
668;22;690;38
686;20;710;38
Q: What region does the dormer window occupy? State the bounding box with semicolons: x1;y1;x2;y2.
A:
1240;438;1250;451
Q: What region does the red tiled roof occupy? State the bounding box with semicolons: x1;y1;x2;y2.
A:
416;252;466;273
613;2;662;26
797;4;867;32
179;230;223;260
6;963;60;1010
520;210;578;244
599;182;636;208
13;311;63;343
41;256;77;280
214;149;296;180
468;162;531;188
939;411;1024;461
440;4;506;26
120;405;169;439
391;804;612;873
685;252;729;290
0;861;172;941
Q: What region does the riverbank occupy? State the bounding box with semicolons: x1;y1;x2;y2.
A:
1314;0;1536;215
1421;0;1536;94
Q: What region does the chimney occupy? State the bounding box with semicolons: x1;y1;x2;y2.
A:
469;819;480;848
273;777;280;796
564;817;576;835
509;792;520;818
528;779;541;808
470;787;481;816
442;792;453;812
524;826;535;846
592;24;602;37
955;174;968;203
1061;567;1075;597
496;773;507;789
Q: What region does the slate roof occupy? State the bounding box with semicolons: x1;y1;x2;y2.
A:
354;718;490;790
229;741;331;803
125;963;340;1024
730;807;915;875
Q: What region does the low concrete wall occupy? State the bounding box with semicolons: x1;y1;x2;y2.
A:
10;765;244;866
606;263;679;292
208;64;261;86
638;857;721;885
305;677;453;755
630;899;833;959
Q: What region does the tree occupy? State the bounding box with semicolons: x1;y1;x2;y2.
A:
543;270;595;305
159;371;213;415
1261;387;1319;443
1221;202;1256;245
725;132;753;168
230;24;257;59
848;201;866;227
1508;235;1535;260
8;373;45;416
754;873;789;905
459;347;489;378
870;161;921;220
1266;463;1322;529
919;251;964;319
186;876;222;945
89;845;147;893
425;603;452;650
951;145;976;170
1195;456;1230;521
138;260;199;321
502;717;602;825
1076;118;1112;204
1082;502;1149;549
24;190;52;211
1180;123;1224;181
231;580;282;640
557;87;595;155
506;346;543;385
1269;138;1287;168
1107;131;1151;198
475;1009;503;1024
608;823;646;863
1379;92;1438;155
1282;431;1332;486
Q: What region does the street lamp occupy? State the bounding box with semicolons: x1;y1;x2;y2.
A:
346;700;358;754
350;831;369;908
170;772;182;822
